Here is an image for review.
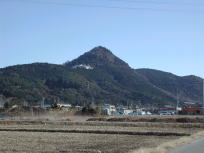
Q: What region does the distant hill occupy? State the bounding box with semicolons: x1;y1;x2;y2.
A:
136;69;203;103
0;46;202;107
0;63;103;106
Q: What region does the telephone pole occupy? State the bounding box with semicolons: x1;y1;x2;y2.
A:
203;79;204;115
176;89;179;114
41;97;45;108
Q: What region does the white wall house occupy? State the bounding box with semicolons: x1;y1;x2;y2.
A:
126;109;151;116
103;104;116;115
117;108;133;116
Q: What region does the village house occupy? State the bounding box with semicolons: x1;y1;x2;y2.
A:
116;107;133;116
181;107;202;115
158;107;177;115
102;104;116;115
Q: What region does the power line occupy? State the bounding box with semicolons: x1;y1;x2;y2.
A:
2;0;204;13
107;0;204;6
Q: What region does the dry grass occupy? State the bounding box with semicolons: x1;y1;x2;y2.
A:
0;131;180;153
88;115;204;123
0;115;203;153
130;131;204;153
1;119;204;129
0;123;196;135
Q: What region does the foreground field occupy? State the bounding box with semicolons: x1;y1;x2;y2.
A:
0;116;203;153
0;131;179;153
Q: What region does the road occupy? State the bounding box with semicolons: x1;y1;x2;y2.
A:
170;137;204;153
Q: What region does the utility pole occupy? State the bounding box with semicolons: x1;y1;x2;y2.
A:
0;95;3;108
30;107;34;117
203;79;204;115
41;97;45;108
176;89;179;115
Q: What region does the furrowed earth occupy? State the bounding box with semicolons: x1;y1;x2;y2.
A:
0;115;203;153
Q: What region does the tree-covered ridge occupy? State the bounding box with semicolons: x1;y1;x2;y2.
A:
0;63;103;106
136;68;203;102
0;47;202;107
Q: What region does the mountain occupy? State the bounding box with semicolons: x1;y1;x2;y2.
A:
0;46;202;107
68;46;129;68
136;69;203;103
0;63;103;106
66;46;178;106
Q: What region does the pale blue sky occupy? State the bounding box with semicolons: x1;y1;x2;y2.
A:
0;0;204;77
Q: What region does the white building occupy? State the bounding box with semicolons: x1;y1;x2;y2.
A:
127;109;151;116
103;104;116;115
117;108;133;116
61;104;72;108
73;64;94;70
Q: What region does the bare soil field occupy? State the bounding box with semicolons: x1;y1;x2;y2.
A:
0;131;179;153
0;115;203;153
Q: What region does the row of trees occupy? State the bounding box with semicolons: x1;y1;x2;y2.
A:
1;96;102;116
3;98;24;109
81;104;102;115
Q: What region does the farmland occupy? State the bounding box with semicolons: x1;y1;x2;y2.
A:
0;115;203;153
0;131;181;153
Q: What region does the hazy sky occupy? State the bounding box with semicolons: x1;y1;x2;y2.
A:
0;0;204;77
